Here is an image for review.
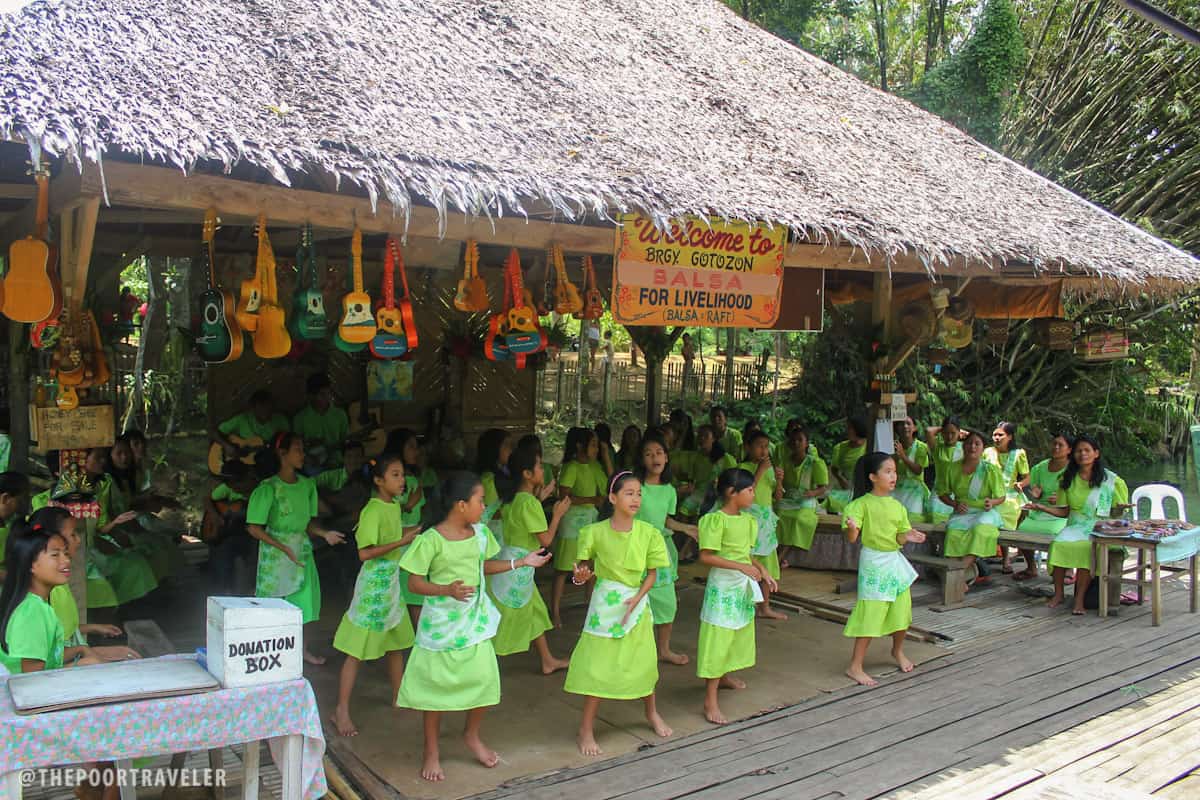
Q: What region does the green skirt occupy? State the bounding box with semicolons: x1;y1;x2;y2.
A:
1047;538;1092;570
490;588;554;655
945;525;999;558
696;618;756;679
86;559;120;609
333;614;415;660
269;555;321;624
564;612;657;699
648;579;677;625
758;549;781;581
777;507;818;549
997;495;1022;531
1018;514;1067;536
396;640;500;711
843;589;912;638
398;570;426;607
91;548;158;606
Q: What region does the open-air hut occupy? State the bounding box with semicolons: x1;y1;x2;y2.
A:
0;0;1197;468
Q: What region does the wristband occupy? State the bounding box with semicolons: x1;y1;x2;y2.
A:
510;558;516;572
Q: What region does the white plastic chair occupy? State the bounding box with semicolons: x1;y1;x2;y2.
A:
1131;483;1187;521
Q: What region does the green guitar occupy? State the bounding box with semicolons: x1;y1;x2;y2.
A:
291;223;327;340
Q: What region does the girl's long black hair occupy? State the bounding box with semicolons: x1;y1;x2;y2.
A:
385;428;421;473
634;432;674;486
696;424;727;464
853;452;895;499
564;426;596;463
439;471;484;520
0;509;70;652
502;441;542;503
107;438;139;497
848;414;870;441
475;428;510;476
994;421;1018;448
1060;434;1109;490
669;409;696;450
704;467;755;514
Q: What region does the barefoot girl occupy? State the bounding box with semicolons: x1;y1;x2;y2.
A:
635;434;699;666
936;430;1005;593
554;427;608;628
738;431;786;619
331;455;419;737
475;428;513;542
1013;432;1073;580
490;443;571;673
247;433;346;665
776;425;828;567
827;416;869;513
925;416;966;523
696;468;776;724
984;421;1030;572
564;472;672;755
1034;435;1128;614
892;417;931;523
396;473;552;781
843;453;926;687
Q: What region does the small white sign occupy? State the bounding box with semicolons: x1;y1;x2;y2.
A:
889;393;908;421
206;597;302;689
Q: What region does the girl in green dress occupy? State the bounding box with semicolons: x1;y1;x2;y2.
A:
678;425;737;519
1028;435;1129;614
475;428;514;543
842;453;926;687
565;472;673;755
709;406;742;464
776;426;829;566
397;473;551;782
44;507;127;651
391;429;430;623
490;443;571;674
331;454;420;738
83;448;159;607
738;431;786;620
247;433;347;665
925;416;966;523
983;421;1030;572
697;468;777;724
827;415;869;513
936;430;1005;594
616;425;642;472
635;435;699;667
553;427;608;628
892;417;931;523
1013;433;1074;580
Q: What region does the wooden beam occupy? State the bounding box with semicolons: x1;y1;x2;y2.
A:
0;161;100;252
883;277;974;373
60;196;100;305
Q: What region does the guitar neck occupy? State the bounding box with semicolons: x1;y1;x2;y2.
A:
383;240;397;308
351;228;364;292
33;169;49;240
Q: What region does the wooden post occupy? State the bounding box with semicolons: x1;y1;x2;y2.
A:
724;329;736;401
869;272;893;449
772;331;783;420
7;321;30;471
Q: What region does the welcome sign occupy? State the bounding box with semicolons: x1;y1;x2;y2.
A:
612;214;785;327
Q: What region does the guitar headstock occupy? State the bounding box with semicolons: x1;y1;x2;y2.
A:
203;208;218;244
303;223;314;250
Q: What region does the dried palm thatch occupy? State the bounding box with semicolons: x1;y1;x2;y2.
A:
0;0;1196;284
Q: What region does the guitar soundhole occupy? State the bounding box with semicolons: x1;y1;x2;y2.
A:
204;303;220;324
309;297;324;312
353;303;365;314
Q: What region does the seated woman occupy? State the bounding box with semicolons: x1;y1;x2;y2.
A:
1025;434;1128;614
1012;432;1073;581
775;425;828;566
104;440;182;582
826;416;869;514
983;422;1030;574
892;417;931;523
925;416;965;523
936;430;1005;594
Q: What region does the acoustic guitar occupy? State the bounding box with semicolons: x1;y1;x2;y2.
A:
370;238;407;359
551;244;583;315
579;255;604;320
505;249;539;333
4;162;55;322
292;223;327;340
250;216;292;359
339;226;376;344
453;239;489;312
235;226;263;333
207;435;266;476
393;237;418;352
201;498;247;543
196;209;244;364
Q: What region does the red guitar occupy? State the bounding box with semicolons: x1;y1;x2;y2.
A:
370;238;408;359
393;238;418;352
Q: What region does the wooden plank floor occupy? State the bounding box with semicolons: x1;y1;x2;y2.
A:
466;578;1200;800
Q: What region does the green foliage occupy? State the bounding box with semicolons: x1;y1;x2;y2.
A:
910;0;1025;145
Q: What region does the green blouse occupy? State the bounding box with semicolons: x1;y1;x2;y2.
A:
842;493;910;552
0;592;65;672
399;526;501;587
355;497;406;560
635;482;677;532
246;475;318;532
501;492;548;551
936;461;1005;509
698;511;756;565
576;520;669;588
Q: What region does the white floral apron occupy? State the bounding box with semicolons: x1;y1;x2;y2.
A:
1054;470;1118;545
858;547;919;602
256;528;310;597
488;545;536;609
414;524;500;651
947;465;1003;531
347;558;406;632
777;455;819;512
582;578;649;639
893;442;930;517
700;567;763;630
560;505;598;540
747;504;779;556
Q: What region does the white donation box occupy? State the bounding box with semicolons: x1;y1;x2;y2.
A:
206;596;303;688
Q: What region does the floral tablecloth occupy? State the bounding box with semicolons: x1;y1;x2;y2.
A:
0;656;326;800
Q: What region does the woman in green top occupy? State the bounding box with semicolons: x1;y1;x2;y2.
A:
332;454;419;738
490;444;571;673
678;424;737;520
616;425;642;472
827;416;869;513
1026;435;1129;615
841;453;926;687
776;426;829;562
892;417;931;523
292;373;350;471
983;422;1030;574
43;507;127;650
554;427;608;629
83;447;159;607
739;432;786;620
635;435;699;667
697;468;777;725
925;416;966;523
936;430;1005;594
565;472;673;755
1014;433;1074;580
247;433;347;666
397;473;551;782
709;407;742;464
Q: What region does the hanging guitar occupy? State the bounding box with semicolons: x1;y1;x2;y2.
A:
370;238;407;359
551;244;583;315
196;209;244;363
537;247;554;317
483;255;513;364
453;238;489;312
578;255;604;320
338;225;376;345
291;223;327;340
501;249;546;365
4;160;55;322
250;215;292;359
235;222;264;333
393;237;419;352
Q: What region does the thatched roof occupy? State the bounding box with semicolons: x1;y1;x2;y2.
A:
1;0;1196;283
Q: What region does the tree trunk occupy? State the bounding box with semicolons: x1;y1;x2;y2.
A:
724;329;736;401
8;321;30;471
645;354;662;430
872;0;889;91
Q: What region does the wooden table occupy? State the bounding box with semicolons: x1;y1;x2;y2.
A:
1093;530;1200;626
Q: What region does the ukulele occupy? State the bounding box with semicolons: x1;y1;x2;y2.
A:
551;244;583;315
505;249;539;333
370;238;407;359
338;226;376;344
250;215;292;359
201;498;247;542
394;237;419;352
235;225;263;333
292;223;327;340
4;162;56;322
196;209;244;364
579;255;604;320
453;239;489;312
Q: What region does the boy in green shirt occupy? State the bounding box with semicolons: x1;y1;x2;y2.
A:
292;373;350;472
